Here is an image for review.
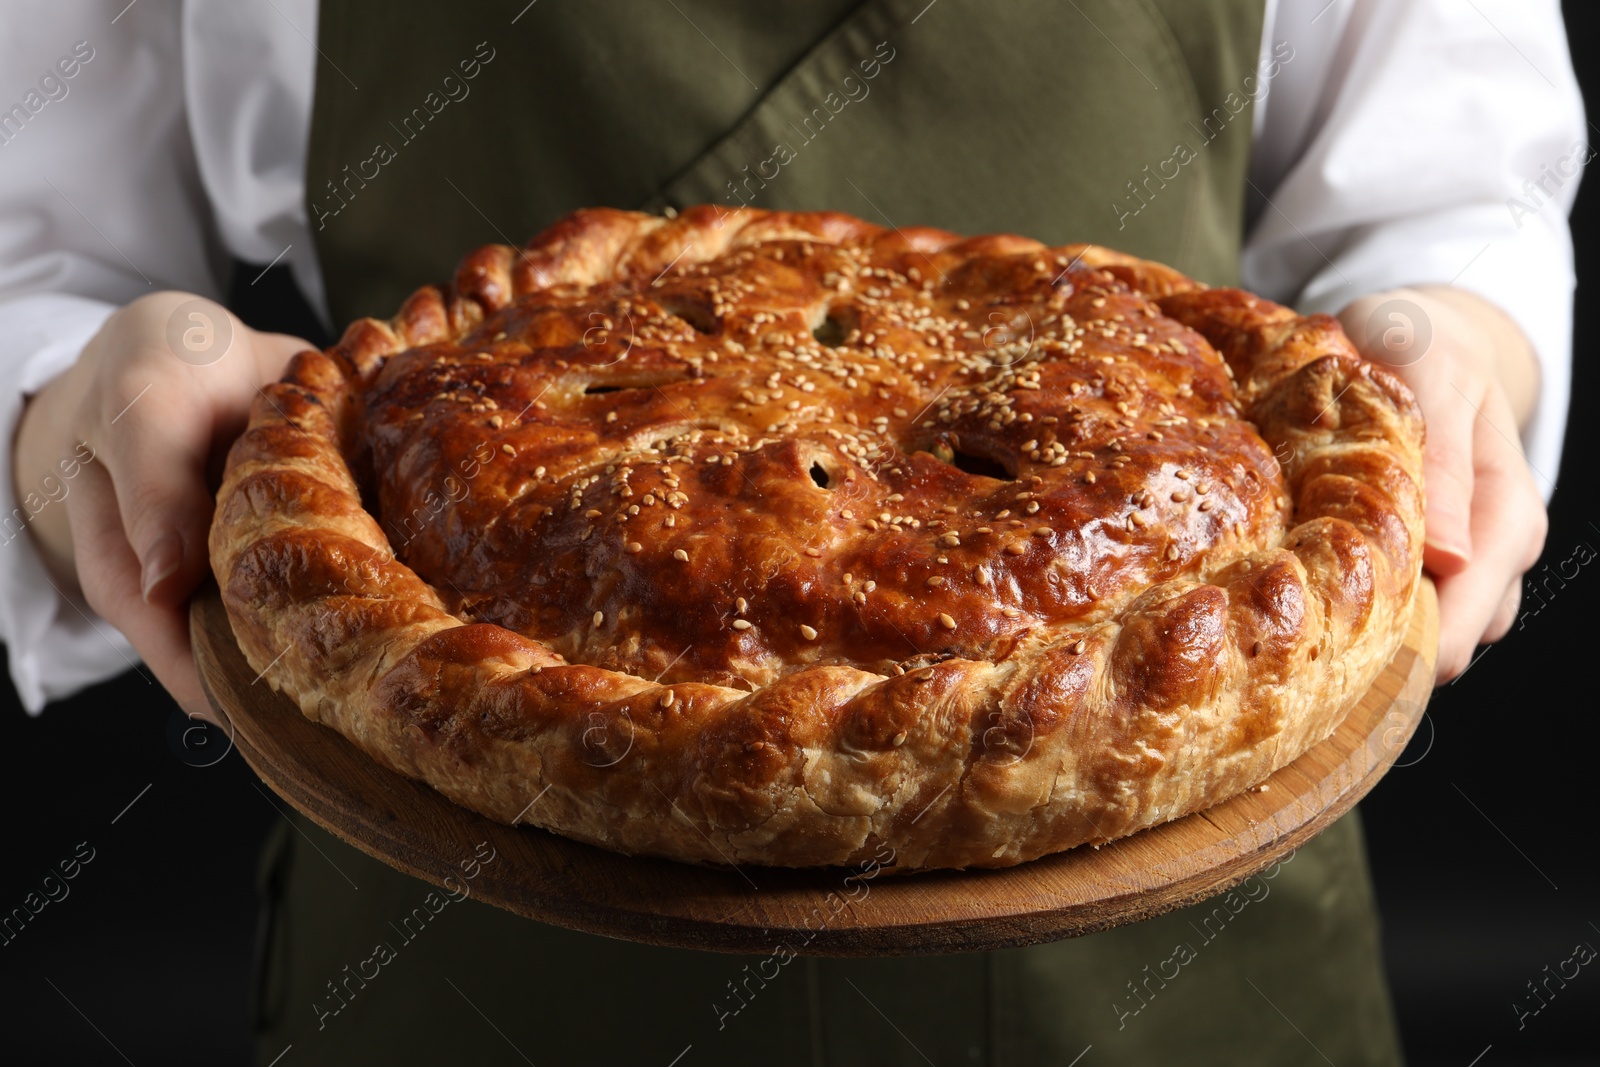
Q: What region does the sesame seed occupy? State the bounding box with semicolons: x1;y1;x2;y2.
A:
660;690;676;707
1033;527;1053;537
625;541;643;553
1005;543;1027;555
927;576;945;588
1250;640;1263;656
1071;639;1086;654
593;611;604;626
1002;606;1021;618
891;730;908;746
799;624;818;640
673;548;689;561
938;613;957;630
731;618;753;630
940;532;961;548
1198;499;1214;511
501;444;516;456
736;597;748;614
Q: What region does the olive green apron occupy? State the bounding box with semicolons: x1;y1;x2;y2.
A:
258;1;1404;1063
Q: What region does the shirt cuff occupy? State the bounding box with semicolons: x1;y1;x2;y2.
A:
0;293;140;714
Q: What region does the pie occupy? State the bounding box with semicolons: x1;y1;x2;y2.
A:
209;206;1424;870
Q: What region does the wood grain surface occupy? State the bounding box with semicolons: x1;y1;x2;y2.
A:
191;578;1437;957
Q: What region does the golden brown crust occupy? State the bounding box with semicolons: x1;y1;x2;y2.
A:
209;206;1424;870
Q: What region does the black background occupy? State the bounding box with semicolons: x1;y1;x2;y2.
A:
2;5;1597;1064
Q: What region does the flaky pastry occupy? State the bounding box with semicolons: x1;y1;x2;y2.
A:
210;206;1424;870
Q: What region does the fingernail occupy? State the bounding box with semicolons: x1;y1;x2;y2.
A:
1423;536;1472;579
1424;535;1471;565
141;531;183;602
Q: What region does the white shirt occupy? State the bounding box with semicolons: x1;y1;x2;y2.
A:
0;0;1585;712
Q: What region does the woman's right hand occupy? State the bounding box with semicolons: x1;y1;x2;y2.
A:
11;290;314;721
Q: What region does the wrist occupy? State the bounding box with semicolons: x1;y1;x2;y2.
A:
10;360;89;589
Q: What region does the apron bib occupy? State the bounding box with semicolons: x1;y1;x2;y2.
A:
257;2;1404;1062
307;0;1263;323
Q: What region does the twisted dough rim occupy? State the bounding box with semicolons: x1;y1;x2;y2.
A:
209;206;1424;870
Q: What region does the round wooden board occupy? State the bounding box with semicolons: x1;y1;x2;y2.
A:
192;579;1436;957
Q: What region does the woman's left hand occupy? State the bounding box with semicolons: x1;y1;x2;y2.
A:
1336;285;1549;683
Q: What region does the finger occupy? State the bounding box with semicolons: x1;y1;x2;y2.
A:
1432;391;1546;682
1415;373;1479;577
1338;294;1475;574
91;372;217;607
63;457;217;722
253;331;318;376
1483;577;1522;644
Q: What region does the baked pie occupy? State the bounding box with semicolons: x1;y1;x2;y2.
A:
210;206;1424;870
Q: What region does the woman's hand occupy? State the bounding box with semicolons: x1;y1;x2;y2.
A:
11;291;313;721
1337;285;1548;683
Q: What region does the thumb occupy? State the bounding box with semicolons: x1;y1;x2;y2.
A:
1338;295;1474;577
99;415;217;606
253;331;319;377
1417;377;1479;579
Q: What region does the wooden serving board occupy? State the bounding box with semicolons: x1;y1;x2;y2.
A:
191;579;1436;957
